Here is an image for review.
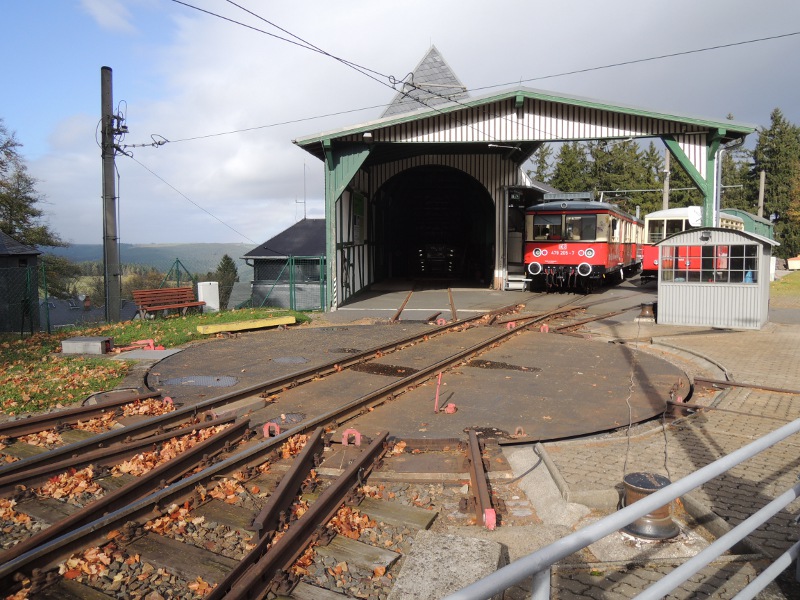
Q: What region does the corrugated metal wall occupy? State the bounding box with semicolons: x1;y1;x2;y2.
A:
658;284;765;329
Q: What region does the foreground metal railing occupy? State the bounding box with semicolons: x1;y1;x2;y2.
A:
444;417;800;600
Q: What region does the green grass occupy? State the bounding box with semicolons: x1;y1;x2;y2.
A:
770;269;800;298
0;308;310;416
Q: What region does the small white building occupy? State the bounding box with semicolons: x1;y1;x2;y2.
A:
656;227;779;330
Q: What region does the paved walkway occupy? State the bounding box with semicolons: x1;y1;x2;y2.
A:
533;311;800;598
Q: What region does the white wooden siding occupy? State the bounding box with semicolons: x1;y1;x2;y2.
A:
339;98;710;176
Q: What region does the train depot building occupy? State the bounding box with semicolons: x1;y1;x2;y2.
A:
293;47;755;311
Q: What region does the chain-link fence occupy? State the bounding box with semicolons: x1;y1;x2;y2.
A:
249;256;326;311
5;259;300;335
0;266;40;334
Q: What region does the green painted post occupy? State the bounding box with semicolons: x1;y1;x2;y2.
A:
41;262;50;334
289;256;296;311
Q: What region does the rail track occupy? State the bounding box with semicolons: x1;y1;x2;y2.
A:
0;295;646;599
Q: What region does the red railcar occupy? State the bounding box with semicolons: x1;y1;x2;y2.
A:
524;198;643;292
640;206;745;284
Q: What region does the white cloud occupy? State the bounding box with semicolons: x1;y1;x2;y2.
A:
19;0;800;245
79;0;136;33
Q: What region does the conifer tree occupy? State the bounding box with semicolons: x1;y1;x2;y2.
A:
750;108;800;257
212;254;239;309
549;142;589;192
0;119;64;248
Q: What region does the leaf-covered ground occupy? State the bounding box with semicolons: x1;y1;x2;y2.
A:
1;308;308;416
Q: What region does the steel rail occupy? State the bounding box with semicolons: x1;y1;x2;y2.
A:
0;304;520;480
466;429;495;530
693;376;800;396
302;312;552;431
666;400;794;423
551;305;641;332
3;320;525;590
1;304;530;587
250;428;325;539
0;390;162;438
0;304;531;588
0;427;302;590
493;292;642;325
0;415;236;494
210;431;389;600
0;418;251;566
391;289;414;322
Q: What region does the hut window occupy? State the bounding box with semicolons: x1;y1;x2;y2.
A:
660;244;758;284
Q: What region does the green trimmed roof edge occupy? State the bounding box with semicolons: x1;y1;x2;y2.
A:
293;86;755;147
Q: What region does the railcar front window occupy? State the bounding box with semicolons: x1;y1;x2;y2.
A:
533;214;563;240
666;219;687;237
565;215;597;240
647;220;665;244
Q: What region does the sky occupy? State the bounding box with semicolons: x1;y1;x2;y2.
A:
3;0;800;247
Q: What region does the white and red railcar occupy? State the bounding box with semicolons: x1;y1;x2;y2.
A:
524;199;643;292
640;206;745;284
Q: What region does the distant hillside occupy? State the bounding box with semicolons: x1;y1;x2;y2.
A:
43;243;254;278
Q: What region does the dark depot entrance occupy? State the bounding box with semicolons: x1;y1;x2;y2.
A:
374;166;495;284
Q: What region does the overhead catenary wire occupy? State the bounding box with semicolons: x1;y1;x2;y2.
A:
129;11;800;151
170;0;402;92
121;9;798;240
122;153;258;245
469;30;800;94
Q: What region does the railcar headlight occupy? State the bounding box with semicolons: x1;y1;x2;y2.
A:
527;262;543;276
584;248;595;258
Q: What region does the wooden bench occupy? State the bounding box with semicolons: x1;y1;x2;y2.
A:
132;287;205;319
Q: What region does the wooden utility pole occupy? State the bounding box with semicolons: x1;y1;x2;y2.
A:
101;66;121;322
757;170;766;219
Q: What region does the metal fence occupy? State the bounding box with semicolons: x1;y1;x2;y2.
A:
0;266;40;334
250;256;326;311
444;417;800;600
2;261;264;335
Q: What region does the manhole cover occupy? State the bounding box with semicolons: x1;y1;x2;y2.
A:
273;356;309;364
267;412;305;425
161;375;238;387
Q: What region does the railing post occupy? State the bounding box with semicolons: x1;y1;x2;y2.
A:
289;256;295;311
530;568;550;600
41;262;50;334
319;255;326;311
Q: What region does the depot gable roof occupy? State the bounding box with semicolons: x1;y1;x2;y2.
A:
293;86;756;163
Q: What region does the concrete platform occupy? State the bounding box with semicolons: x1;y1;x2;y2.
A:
387;530;505;600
